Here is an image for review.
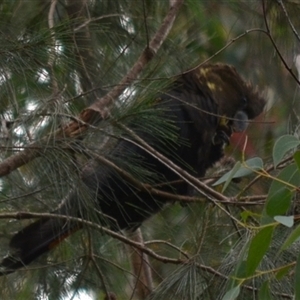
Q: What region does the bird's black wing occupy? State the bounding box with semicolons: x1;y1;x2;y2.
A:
0;63;265;275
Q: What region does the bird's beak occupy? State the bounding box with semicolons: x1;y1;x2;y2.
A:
232;110;249;132
212;110;249;145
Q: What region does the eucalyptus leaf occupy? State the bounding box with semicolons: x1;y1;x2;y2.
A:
258;281;272;300
265;164;300;218
295;252;300;299
274;215;294;228
222;286;240;300
213;157;263;187
279;224;300;253
246;226;274;276
273;135;300;168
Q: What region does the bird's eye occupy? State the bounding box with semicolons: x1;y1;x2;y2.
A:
242;97;248;107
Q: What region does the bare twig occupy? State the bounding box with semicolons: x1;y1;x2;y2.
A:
127;229;153;299
144;240;189;259
184;28;266;74
118;124;228;202
74;14;124;32
261;0;300;86
0;211;184;264
91;255;111;299
237;154;294;196
277;0;300;42
116;124;249;227
48;0;59;94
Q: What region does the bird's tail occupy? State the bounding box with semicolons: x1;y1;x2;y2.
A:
0;216;80;276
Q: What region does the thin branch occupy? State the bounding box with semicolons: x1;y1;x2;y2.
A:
113;126;267;232
144;240;189;259
66;0;100;101
118;124;228;202
127;229;153;299
142;0;150;48
0;211;184;264
91;255;111;299
184;28;267;74
0;211;292;298
237;154;294;196
74;14;124;32
277;0;300;42
87;146;266;206
48;0;59;94
261;0;300;86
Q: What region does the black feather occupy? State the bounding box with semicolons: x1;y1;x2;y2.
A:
0;63;265;276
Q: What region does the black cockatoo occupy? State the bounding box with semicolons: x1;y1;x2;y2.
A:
0;63;265;275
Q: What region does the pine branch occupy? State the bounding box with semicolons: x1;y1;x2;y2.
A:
0;0;184;178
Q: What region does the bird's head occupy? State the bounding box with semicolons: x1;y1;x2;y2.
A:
193;63;266;145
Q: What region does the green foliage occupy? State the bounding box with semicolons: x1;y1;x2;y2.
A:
265;163;300;218
216;134;300;299
222;286;240;300
1;1;300;299
258;281;272;300
295;252;300;299
213;157;263;191
280;224;300;253
246;226;274;277
273;135;300;168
